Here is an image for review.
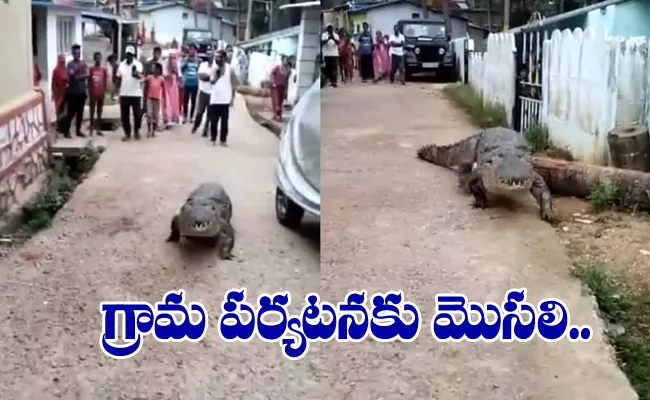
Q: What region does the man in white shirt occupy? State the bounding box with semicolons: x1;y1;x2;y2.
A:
208;50;237;146
192;48;215;137
115;45;144;140
388;25;406;85
321;24;340;87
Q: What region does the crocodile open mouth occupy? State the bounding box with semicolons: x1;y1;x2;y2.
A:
189;221;212;231
498;178;531;189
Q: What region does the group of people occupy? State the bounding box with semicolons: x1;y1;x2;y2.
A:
50;42;236;146
321;23;407;86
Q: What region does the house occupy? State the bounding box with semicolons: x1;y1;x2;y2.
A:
509;0;650;37
0;1;51;217
324;0;473;39
136;1;237;45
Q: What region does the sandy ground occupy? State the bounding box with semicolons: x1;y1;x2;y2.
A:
320;81;638;399
0;95;320;399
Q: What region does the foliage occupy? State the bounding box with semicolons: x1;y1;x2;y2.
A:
523;123;549;154
572;264;650;400
20;145;101;234
587;180;619;211
442;84;508;129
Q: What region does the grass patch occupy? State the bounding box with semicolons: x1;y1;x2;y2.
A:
588;180;620;212
20;144;102;235
523;123;575;160
442;84;508;129
573;264;650;399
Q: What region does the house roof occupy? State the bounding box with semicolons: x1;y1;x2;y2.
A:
279;1;320;9
345;0;468;20
137;1;237;13
32;0;81;11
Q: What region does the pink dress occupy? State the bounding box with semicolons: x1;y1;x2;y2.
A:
163;55;181;124
373;40;390;78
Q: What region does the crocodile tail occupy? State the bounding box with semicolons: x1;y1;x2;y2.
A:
416;132;482;168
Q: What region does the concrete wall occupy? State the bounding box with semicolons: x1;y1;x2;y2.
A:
139;5;235;45
0;1;33;108
584;0;650;37
294;7;320;105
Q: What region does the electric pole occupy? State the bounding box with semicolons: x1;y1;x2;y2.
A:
236;0;241;41
207;0;213;37
503;0;510;31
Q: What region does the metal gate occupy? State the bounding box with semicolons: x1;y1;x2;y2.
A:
513;28;548;132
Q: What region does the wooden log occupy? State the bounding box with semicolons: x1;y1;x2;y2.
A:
606;123;650;172
236;85;269;97
532;156;650;211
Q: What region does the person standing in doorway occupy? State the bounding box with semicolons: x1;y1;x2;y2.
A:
88;52;108;136
193;47;215;137
115;45;144;141
61;44;88;138
269;55;290;121
389;24;406;85
357;22;374;82
181;44;200;124
321;25;340;87
208;50;236;146
51;54;69;135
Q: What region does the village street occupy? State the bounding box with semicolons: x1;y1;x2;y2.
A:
319;82;638;399
0;95;322;399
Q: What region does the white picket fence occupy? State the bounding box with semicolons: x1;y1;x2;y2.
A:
468;33;517;128
467;27;650;165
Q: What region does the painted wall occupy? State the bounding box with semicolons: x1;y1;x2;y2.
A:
584;0;650;37
139;6;234;45
350;4;468;39
0;0;33;108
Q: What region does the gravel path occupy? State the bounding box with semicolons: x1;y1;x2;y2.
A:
319;82;637;400
0;95;320;399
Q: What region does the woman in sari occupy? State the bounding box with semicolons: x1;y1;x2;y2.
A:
372;31;390;83
162;52;181;127
51;54;69;134
338;31;354;83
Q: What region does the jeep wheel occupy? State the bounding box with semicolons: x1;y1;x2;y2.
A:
275;188;304;229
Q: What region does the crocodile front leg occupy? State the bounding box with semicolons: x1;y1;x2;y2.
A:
530;171;553;222
468;173;488;209
216;223;235;260
166;214;181;242
457;162;474;193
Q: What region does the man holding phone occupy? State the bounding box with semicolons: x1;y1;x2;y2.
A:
61;44;88;138
115;45;144;141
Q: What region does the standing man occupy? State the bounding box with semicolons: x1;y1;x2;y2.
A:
115;45;144;141
208;50;236;146
88;52;108;136
389;25;406;85
181;44;201;124
357;22;374;82
321;25;340;87
192;47;215;137
61;44;88;138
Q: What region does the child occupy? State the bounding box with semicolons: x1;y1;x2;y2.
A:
144;63;166;137
88;52;108;136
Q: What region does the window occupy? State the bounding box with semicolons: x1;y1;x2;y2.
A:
412;13;420;19
56;16;75;56
182;12;188;19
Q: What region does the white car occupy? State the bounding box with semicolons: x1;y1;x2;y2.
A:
275;78;320;229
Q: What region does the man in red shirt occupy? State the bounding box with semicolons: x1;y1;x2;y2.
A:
88;52;108;136
269;55;290;121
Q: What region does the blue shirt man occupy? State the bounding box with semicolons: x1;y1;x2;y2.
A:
181;52;200;88
357;23;373;56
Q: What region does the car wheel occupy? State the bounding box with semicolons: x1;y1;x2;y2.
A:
276;187;304;229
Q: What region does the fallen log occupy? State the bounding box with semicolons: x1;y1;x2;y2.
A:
532;156;650;211
236;85;269;97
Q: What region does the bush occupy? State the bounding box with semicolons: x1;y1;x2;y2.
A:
442;84;508;129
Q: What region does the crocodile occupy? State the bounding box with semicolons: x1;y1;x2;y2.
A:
166;182;235;259
416;127;553;222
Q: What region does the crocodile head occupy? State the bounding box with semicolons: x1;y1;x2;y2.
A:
477;152;534;194
178;198;222;237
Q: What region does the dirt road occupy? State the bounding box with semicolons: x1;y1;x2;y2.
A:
320;82;638;399
0;95;320;399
